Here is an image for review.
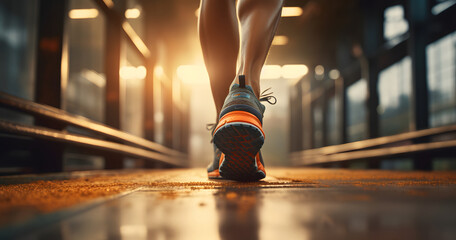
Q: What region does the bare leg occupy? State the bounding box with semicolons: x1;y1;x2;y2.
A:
236;0;283;98
199;0;238;118
201;0;282;180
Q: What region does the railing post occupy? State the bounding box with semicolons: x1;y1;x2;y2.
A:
361;0;382;140
34;0;68;172
143;0;156;142
408;0;431;170
103;1;124;169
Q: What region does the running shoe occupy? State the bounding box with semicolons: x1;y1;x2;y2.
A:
212;75;275;181
206;123;224;179
207;143;224;179
207;144;265;180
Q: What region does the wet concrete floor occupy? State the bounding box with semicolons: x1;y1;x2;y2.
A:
1;168;456;239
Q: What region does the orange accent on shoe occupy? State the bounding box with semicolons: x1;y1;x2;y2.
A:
219;153;225;167
208;153;225;179
208;169;221;178
214;111;265;138
256;153;266;174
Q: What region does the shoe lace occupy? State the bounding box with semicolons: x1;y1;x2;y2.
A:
206;123;216;131
259;88;277;105
206;123;216;143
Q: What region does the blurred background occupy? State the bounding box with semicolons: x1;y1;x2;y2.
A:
0;0;455;174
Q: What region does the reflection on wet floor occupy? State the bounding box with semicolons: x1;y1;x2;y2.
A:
15;188;456;240
216;188;260;240
1;168;456;239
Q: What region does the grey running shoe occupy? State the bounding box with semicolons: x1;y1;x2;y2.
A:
212;75;275;181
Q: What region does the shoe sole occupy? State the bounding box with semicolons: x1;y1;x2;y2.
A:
207;153;224;179
213;121;265;181
208;170;223;179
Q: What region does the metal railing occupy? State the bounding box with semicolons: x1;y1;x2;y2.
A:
291;124;456;166
0;92;188;171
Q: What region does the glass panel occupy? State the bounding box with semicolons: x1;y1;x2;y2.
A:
378;56;412;136
0;0;37;100
431;0;456;15
346;79;368;142
312;101;324;148
64;0;106;122
380;158;413;170
154;71;165;145
64;152;104;171
432;157;456;170
120;42;145;137
63;0;107;171
326;95;340;145
426;31;456;127
383;5;408;41
0;0;38;123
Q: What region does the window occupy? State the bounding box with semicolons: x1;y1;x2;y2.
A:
120;42;145;137
426;31;456;127
326;95;340;145
347;79;368;142
0;0;38;124
383;5;409;41
378;57;412;136
64;0;106;122
312;101;324;148
431;0;456;15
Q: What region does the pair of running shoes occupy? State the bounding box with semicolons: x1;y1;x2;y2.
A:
207;75;276;181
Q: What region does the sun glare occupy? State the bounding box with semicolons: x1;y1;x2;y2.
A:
176;65;209;84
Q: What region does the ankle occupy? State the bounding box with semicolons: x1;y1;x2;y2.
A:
232;75;260;98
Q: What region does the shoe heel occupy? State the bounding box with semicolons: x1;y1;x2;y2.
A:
213;111;265;181
213;111;264;138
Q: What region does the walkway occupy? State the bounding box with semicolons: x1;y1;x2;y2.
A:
1;168;456;239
